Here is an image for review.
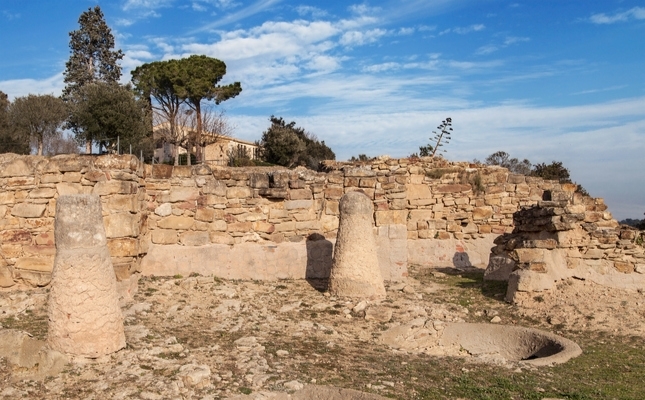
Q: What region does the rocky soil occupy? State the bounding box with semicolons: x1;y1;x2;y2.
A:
1;266;645;399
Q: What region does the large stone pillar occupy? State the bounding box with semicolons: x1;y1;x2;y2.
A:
47;194;126;358
328;191;386;300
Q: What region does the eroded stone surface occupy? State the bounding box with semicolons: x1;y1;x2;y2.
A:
329;192;386;300
47;194;126;358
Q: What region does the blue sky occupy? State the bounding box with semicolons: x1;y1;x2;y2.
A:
0;0;643;220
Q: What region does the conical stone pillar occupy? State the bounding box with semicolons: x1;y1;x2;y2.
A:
47;194;125;358
328;191;386;300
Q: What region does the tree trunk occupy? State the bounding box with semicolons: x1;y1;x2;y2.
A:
38;140;43;156
86;140;92;154
195;101;202;162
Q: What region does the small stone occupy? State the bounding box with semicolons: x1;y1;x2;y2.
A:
402;285;415;294
365;306;393;323
276;350;289;357
490;316;502;323
284;380;304;391
353;300;368;313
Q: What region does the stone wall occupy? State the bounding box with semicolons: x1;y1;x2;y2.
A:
484;186;645;302
1;153;642;295
0;154;145;293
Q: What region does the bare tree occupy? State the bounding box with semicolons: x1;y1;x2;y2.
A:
152;106;192;165
188;107;234;164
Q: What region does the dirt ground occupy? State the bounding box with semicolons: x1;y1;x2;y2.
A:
1;265;645;399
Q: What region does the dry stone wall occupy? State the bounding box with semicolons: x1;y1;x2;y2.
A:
0;153;146;293
1;153;642;294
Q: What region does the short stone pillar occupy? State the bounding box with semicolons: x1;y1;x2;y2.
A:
328;191;386;299
47;194;126;358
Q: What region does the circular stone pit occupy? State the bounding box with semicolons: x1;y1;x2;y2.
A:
440;322;582;366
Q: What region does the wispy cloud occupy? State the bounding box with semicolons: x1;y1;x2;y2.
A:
589;7;645;24
439;24;485;35
191;0;282;32
122;0;174;11
571;85;627;96
295;5;327;19
476;36;529;55
2;10;20;20
340;28;387;47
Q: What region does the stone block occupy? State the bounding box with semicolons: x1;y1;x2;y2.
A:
157;215;194;230
285;200;313;210
151;229;178;244
253;221;275;233
107;238;140;257
249;173;270;189
614;260;634;273
375;210;407;226
290;189;313;200
514;248;546;263
62;172;82;183
195;208;216;222
171;166;192;178
23;245;56;256
0;263;13;287
324;187;344;199
436;184;471;193
406;184;432;200
0;191;15;205
15;257;53;272
55;182;82;196
275;221;296;232
226;187;252;199
408;210;433;223
472;207;494;220
11;203;47;218
180;231;210;246
295;220;321;231
209;231;234;245
169;187;199;203
359;178;377;188
33;232;55;246
104;213;140;238
0;229;31;243
92;180;138;196
344;167;376;177
104;195;139;213
227;222;253;232
154;203;172;217
0;158;33;177
28;188;56;199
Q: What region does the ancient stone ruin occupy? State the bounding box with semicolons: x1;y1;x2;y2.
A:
328;191;386;300
0;152;641;302
47;194;126;358
485;184;645;302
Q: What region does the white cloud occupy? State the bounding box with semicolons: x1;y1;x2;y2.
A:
589;7;645;24
295;5;327;19
0;73;64;100
398;27;414;35
123;0;174;11
339;29;387;47
116;18;135;27
362;62;401;73
504;36;529;45
475;45;498;55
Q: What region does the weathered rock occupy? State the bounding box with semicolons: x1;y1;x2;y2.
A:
48;194;126;358
0;329;68;381
328;192;386;300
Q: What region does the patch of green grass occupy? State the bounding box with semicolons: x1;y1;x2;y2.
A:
239;387;252;395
